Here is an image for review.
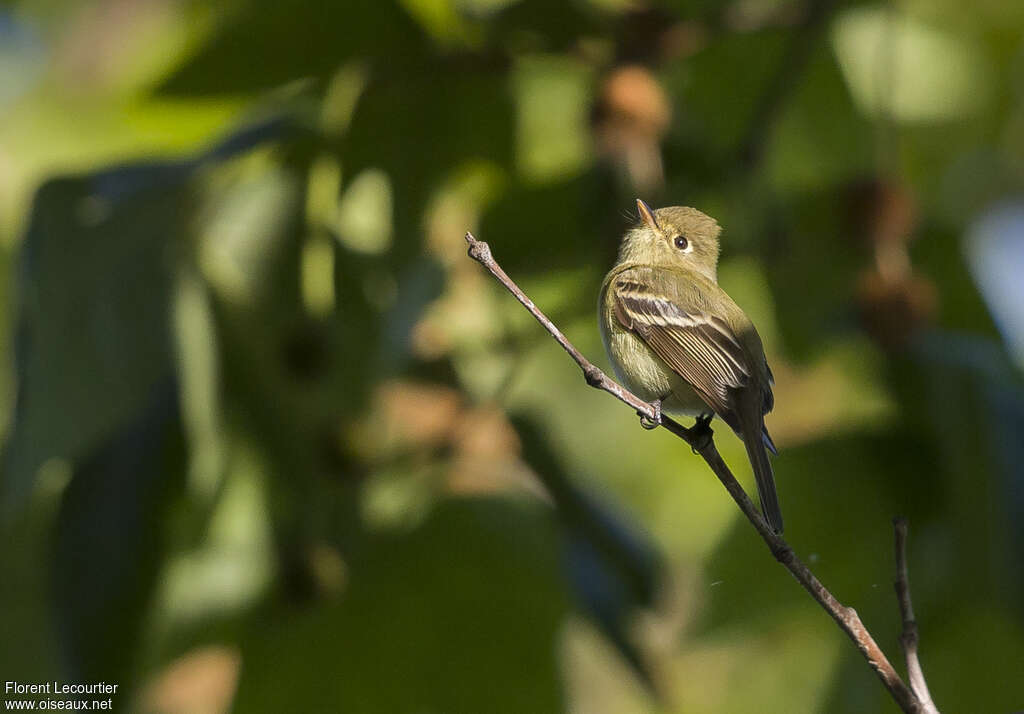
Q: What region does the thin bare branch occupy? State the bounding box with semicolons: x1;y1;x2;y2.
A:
894;518;940;714
465;230;930;714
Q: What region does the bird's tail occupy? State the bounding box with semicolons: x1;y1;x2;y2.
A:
740;414;783;534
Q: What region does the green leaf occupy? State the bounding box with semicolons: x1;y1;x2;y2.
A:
53;380;186;682
342;67;515;265
233;497;570;714
763;189;862;362
665;29;789;159
159;0;430;95
2;116;293;515
513;415;662;687
3;168;188;513
831;7;993;123
478;172;625;275
764;46;875;191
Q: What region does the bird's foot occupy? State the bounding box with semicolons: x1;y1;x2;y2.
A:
639;399;662;430
689;413;714;453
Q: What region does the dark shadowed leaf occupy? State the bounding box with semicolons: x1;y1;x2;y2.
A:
2;116;294;516
2;168;187;513
665;29;789;159
513;415;662;687
53;379;186;682
233;497;569;714
479;171;626;276
487;0;605;52
159;0;429;95
763;188;863;361
342;67;516;266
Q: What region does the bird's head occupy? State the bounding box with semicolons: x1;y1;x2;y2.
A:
619;199;722;281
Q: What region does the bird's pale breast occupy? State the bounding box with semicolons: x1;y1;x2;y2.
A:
600;288;708;417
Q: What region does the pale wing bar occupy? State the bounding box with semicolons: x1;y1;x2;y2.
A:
613;279;751;425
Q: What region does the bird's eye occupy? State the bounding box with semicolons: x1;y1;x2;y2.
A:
673;235;688;250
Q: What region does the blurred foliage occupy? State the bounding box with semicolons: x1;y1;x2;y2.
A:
2;0;1024;712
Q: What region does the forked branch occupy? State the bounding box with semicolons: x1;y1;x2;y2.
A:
465;230;938;714
894;518;940;714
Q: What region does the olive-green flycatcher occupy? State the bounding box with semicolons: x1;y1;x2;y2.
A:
600;199;783;533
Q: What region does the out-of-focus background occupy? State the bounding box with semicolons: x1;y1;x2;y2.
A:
1;0;1023;712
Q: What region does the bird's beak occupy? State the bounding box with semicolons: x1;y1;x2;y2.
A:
636;198;659;231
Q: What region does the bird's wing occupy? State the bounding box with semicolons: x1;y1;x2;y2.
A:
611;270;753;429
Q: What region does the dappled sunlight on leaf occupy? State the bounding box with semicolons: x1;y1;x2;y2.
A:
153;440;275;628
832;7;993;123
335;168;395;255
514;54;594;182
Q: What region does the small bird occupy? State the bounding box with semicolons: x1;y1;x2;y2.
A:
599;199;783;533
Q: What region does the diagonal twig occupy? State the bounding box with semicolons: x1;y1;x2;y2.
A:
894;518;940;714
465;230;934;714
